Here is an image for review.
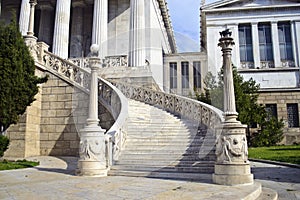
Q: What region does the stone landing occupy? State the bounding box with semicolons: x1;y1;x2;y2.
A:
0;156;277;200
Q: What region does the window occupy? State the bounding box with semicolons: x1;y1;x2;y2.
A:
238;24;254;64
258;23;274;62
193;61;201;88
169;62;177;89
278;22;294;61
266;104;278;120
181;62;189;88
287;104;299;128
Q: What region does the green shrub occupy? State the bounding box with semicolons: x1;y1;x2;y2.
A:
0;135;9;157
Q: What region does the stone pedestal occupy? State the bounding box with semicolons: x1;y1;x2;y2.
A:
77;126;107;176
24;35;38;61
213;123;253;185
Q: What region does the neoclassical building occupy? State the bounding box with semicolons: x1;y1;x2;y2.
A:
0;0;177;89
201;0;300;144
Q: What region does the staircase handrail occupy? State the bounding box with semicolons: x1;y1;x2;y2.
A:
41;50;128;164
110;80;224;133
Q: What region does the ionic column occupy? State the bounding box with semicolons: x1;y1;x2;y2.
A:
92;0;108;58
52;0;71;58
251;22;261;68
70;3;84;58
19;0;30;36
271;21;281;67
128;0;146;67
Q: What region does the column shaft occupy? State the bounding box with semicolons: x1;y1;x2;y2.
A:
271;21;281;67
70;5;84;58
129;0;146;67
92;0;108;58
38;6;54;45
52;0;71;58
251;23;261;68
19;0;30;35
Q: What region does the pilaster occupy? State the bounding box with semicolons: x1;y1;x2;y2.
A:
19;0;30;36
92;0;108;58
291;21;298;67
52;0;71;58
251;22;261;68
128;0;146;67
271;21;281;68
293;20;300;68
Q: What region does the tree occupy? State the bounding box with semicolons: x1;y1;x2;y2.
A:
196;67;284;147
0;18;47;132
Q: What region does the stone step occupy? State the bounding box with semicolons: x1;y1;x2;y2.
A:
111;165;214;173
118;154;216;161
110;99;216;180
108;170;213;182
115;159;214;166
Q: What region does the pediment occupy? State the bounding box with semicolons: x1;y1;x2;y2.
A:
203;0;300;10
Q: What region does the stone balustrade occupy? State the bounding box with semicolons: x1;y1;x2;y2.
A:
68;55;128;69
110;80;224;134
40;48;128;165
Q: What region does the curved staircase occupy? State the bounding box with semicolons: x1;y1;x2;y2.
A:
108;99;216;181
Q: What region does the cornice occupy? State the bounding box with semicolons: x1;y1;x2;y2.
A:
202;4;300;14
158;0;177;53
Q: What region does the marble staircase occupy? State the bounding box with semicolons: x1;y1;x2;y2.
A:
109;99;216;181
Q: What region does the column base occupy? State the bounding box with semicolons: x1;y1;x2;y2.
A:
213;163;253;186
76;160;108;177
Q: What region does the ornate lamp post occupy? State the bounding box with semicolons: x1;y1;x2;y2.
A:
77;44;108;176
213;29;253;185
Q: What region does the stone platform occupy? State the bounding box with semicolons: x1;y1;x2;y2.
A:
0;156;278;200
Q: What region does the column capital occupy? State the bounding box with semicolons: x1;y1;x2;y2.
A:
251;22;258;25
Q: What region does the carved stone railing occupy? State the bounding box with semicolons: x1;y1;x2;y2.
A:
240;61;254;69
68;55;128;69
110;80;224;134
42;50;128;165
281;60;295;68
260;61;275;68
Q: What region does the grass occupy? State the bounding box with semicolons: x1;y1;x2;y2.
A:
248;145;300;165
0;159;39;170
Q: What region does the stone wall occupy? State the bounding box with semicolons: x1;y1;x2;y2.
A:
258;90;300;145
5;70;115;158
4;69;43;158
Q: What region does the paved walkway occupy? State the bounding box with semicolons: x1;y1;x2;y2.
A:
0;156;299;200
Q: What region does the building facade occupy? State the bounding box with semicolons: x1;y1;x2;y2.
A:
201;0;300;144
163;52;207;97
0;0;177;89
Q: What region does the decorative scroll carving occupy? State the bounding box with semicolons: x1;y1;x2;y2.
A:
79;138;106;162
68;55;128;69
215;135;248;163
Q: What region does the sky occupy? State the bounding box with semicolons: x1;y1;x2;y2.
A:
167;0;218;52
